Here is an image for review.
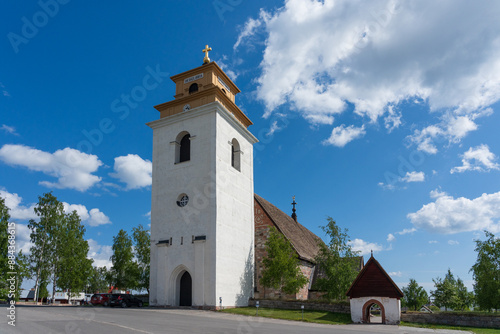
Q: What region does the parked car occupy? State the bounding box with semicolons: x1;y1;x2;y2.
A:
109;294;143;308
90;293;111;306
79;294;93;305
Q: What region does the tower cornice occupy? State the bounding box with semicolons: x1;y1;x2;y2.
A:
147;101;258;144
154;85;252;127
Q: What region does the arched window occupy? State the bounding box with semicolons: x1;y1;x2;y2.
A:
179;134;190;162
231;138;241;171
175;131;191;163
189;83;198;94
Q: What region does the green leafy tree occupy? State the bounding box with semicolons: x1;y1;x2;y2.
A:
28;192;65;303
470;231;500;311
132;224;150;294
0;196;11;300
13;250;30;301
402;278;428;311
110;229;139;290
454;277;474;311
431;269;458;311
87;266;110;293
313;217;360;301
57;211;93;299
261;227;308;296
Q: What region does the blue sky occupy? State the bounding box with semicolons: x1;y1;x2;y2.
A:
2;0;500;295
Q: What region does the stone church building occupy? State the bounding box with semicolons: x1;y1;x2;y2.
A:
148;46;329;308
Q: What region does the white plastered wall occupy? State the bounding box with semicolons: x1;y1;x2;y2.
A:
214;109;256;307
148;102;257;307
148;105;217;306
350;296;401;325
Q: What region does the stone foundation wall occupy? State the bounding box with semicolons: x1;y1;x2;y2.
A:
401;313;500;329
248;299;350;314
308;290;326;300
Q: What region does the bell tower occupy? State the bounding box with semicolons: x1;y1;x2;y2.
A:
147;45;258;308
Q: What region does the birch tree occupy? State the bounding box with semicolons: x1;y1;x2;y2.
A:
313;217;360;301
132;224;150;294
57;211;93;300
471;231;500;311
28;192;64;303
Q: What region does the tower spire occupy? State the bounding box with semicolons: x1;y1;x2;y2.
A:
291;196;297;222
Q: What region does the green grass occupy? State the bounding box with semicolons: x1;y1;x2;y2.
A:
221;307;352;325
401;321;500;334
222;307;499;333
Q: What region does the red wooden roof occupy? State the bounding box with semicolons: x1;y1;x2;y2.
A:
346;256;404;299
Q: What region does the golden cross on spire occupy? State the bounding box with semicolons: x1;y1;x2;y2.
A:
202;44;212;64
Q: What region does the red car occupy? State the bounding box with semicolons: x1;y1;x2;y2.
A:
90;293;111;306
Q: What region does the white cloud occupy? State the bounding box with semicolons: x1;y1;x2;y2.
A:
62;203;89;219
216;56;239;81
384;106;402;133
387;227;417;242
0;82;10;97
430;188;447;199
401;171;425;183
235;0;500;147
0;144;102;191
379;171;425;190
397;227;417;235
266;120;282;137
233;13;265;50
1;124;19;136
87;239;112;268
451;144;500;174
378;182;395;190
448;240;459;245
408;113;484;154
408;190;500;234
0;188;111;227
388;271;402;277
429;240;438;244
88;208;111;226
109;154;152;190
322;124;365;147
349;238;383;256
0;189;37;220
15;223;33;254
62;202;111;227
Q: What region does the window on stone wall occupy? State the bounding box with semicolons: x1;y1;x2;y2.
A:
231;138;241;171
175;131;191;163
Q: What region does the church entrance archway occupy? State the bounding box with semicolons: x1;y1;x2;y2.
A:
362;299;385;324
179;271;192;306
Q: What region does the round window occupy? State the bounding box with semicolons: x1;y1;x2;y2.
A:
177;194;189;207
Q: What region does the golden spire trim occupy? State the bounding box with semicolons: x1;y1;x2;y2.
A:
202;44;212;64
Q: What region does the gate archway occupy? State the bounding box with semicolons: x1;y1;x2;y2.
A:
362;299;385;324
346;255;404;325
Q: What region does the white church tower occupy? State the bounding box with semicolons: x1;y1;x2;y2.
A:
147;46;258;308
